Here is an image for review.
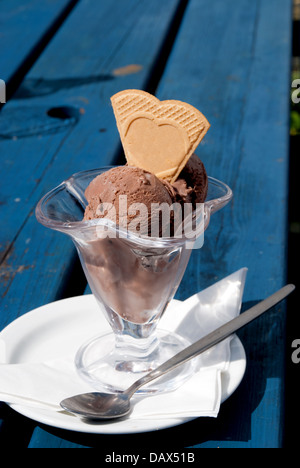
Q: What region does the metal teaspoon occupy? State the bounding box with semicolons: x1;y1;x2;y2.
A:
60;284;295;420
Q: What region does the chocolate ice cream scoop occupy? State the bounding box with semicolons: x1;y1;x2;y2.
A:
83;153;208;237
167;153;208;207
83;165;173;236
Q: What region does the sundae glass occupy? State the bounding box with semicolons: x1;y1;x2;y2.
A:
35;168;232;393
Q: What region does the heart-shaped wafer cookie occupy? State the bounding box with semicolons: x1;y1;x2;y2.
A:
111;90;210;183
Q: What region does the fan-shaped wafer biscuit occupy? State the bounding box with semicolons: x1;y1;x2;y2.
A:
111;89;210;183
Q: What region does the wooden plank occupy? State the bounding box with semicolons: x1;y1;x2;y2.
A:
154;0;292;447
0;0;188;446
0;0;79;99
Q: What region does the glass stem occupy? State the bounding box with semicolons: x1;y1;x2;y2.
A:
114;321;159;359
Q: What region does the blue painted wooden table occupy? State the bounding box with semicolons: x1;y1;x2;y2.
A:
0;0;294;449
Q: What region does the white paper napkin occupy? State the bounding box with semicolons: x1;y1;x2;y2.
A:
0;268;247;420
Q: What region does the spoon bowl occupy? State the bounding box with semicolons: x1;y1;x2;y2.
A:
61;392;131;419
60;284;295;420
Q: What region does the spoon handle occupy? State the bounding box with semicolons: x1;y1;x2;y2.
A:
126;284;295;397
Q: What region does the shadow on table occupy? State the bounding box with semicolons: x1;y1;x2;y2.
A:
13;75;114;99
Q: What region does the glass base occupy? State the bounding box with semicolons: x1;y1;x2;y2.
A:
75;329;196;394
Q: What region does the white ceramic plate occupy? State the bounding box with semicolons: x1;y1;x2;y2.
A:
0;295;246;434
